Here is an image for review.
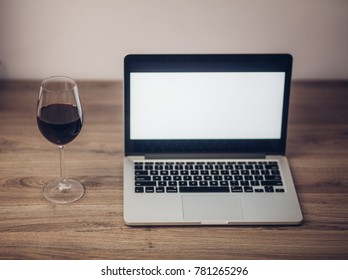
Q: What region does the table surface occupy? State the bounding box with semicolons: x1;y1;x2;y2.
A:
0;80;347;260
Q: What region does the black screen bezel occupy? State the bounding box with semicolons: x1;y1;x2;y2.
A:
124;54;292;156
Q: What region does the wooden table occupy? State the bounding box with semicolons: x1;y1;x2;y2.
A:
0;80;347;260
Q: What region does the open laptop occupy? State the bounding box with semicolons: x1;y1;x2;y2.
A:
123;54;303;225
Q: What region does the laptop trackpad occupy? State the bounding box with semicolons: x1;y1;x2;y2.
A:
182;195;243;222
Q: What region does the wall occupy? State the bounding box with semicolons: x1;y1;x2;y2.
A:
0;0;347;80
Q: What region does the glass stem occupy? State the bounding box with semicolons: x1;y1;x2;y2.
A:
58;145;69;191
59;145;65;180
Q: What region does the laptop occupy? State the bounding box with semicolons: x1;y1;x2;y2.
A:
123;54;303;225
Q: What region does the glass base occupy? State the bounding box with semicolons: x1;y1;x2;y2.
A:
43;179;84;204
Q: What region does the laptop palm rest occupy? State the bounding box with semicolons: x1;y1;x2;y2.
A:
182;195;243;222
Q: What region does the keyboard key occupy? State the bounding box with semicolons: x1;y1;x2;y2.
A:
244;187;253;192
135;187;144;193
231;187;243;192
167;186;178;193
215;165;224;170
145;187;154;193
135;176;151;181
155;187;165;193
265;164;279;170
264;175;282;180
265;186;274;192
254;175;263;180
275;188;285;193
203;175;212;181
135;181;156;187
179;181;188;186
135;170;148;175
180;187;230;193
261;180;283;186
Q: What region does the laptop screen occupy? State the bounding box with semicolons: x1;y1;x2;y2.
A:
124;54;292;156
130;72;285;140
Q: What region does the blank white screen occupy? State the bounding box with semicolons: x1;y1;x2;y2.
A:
130;72;285;140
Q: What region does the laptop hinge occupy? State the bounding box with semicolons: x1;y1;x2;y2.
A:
144;153;266;160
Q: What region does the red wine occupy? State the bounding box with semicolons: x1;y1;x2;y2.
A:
37;103;83;145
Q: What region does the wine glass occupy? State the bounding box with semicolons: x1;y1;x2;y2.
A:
36;76;84;204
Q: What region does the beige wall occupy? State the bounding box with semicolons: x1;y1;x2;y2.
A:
0;0;347;80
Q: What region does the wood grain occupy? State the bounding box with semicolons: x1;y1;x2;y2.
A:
0;80;347;260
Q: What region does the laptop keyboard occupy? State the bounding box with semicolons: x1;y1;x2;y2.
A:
133;160;285;194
